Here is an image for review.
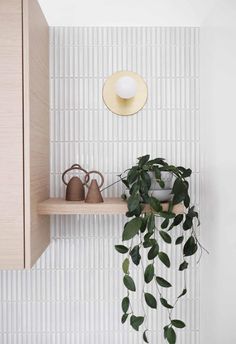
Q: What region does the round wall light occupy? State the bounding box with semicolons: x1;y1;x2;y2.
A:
103;71;148;116
115;76;137;99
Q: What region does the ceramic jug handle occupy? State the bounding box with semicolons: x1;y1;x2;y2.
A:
62;165;88;186
84;170;104;189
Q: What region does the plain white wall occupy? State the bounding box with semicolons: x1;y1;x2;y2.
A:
200;0;236;343
38;0;215;26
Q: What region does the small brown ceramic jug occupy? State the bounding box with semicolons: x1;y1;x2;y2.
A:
62;164;89;201
84;170;104;203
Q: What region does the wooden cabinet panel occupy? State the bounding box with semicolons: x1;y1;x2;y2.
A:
23;0;50;268
0;0;50;269
0;0;24;269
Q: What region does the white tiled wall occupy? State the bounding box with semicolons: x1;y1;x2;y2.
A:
0;27;200;344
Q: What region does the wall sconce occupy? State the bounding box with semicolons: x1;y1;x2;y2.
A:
103;71;148;116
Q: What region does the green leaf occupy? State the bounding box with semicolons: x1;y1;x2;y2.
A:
127;193;140;213
173;214;184;226
126;204;142;217
172;192;186;205
184;193;190;208
179;261;188;271
127;166;139;184
143;330;149;343
159;211;175;219
177;166;192;178
153;165;161;179
158;179;165;188
159;230;172;244
144;232;153;241
122;296;130;313
122;217;142;241
145;293;157;309
148;243;159;260
126;210;136;218
141;171;152;190
156;276;172;288
138;154;150;167
183;168;192;178
172;178;187;205
171;319;186;328
164;325;169;339
188;206;200;225
130;245;141;266
183;236;198;256
130;182;139;195
172;178;187;195
161;218;169;229
123;275;136;292
160;297;173;309
144;264;154;283
147;213;155;232
115;245;129;254
148;158;167;166
166;326;176;344
178;288;187;298
143;238;157;248
158;252;170;268
122;258;129;274
130;315;144;331
183;215;193;230
166;165;180;175
140;215;148;233
175;236;184;245
149;197;162;212
182;168;192;178
121;313;128;324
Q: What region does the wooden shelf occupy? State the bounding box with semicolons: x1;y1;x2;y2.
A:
38;198;185;215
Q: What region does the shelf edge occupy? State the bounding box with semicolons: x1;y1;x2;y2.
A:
38;198;185;216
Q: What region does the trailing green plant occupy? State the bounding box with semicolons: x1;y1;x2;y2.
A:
114;154;206;344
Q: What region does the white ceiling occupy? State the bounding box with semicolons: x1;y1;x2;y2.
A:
38;0;218;26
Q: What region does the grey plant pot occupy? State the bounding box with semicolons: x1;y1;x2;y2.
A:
124;189;173;202
148;171;173;190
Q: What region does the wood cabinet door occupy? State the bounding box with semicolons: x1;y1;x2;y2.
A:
23;0;50;268
0;0;25;269
0;0;50;269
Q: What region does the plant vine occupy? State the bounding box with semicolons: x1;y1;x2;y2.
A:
114;154;205;344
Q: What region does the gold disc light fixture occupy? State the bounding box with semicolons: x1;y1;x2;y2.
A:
102;71;148;116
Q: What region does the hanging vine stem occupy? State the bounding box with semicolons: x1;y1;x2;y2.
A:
139;233;149;331
192;228;209;264
153;224;175;325
141;259;149;329
113;155;207;344
100;170;129;192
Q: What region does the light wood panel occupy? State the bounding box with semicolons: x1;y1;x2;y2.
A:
38;198;185;215
0;0;24;269
23;0;50;268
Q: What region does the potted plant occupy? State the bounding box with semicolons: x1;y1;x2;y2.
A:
114;155;206;344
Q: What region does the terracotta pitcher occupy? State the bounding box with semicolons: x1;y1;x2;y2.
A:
84;171;104;203
62;164;89;201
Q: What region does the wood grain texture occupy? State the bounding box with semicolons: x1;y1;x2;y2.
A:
0;0;24;269
38;198;185;215
23;0;50;268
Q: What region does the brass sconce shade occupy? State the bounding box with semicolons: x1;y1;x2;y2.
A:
102;71;148;116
